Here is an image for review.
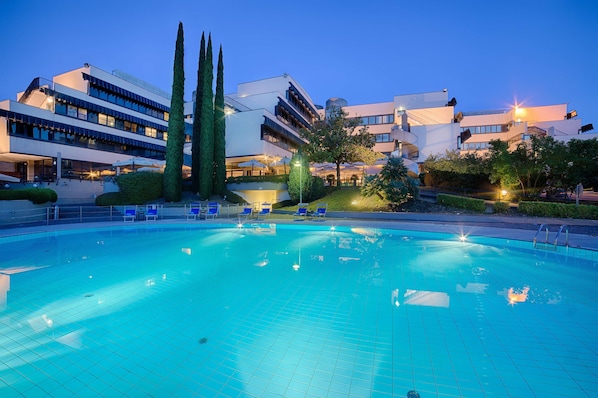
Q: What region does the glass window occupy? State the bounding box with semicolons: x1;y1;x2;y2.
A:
115;119;124;130
88;111;98;124
55;102;67;115
137;125;145;134
98;114;107;125
99;90;108;100
78;108;87;120
164;112;169;122
67;105;78;118
89;86;99;97
107;116;115;128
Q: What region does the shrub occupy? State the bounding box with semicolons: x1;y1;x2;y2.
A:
117;172;163;204
308;176;326;201
95;192;127;206
437;193;486;212
226;175;288;184
518;201;598;219
0;188;58;204
221;189;246;204
492;201;510;214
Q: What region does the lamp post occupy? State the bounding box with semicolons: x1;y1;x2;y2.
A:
295;160;302;204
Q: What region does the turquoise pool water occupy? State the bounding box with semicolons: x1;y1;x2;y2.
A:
0;223;597;397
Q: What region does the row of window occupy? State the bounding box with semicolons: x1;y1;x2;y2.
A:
461;142;490;150
361;114;394;126
9;122;165;159
374;133;392;143
460;124;509;134
89;85;169;121
55;101;167;140
286;90;316;123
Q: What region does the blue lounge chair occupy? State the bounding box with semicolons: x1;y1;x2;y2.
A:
145;205;158;221
205;202;219;220
239;206;253;219
186;203;201;220
256;203;271;220
294;204;308;220
123;206;136;222
315;203;327;219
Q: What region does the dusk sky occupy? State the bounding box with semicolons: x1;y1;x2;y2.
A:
1;0;597;127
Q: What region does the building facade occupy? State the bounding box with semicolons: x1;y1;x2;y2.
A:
1;63;594;202
0;64;180;184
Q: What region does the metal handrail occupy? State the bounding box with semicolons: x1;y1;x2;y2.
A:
554;224;569;247
533;224;548;247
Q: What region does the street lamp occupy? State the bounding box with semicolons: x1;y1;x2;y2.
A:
295;160;302;204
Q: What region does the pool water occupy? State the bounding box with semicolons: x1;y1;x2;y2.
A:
0;224;597;397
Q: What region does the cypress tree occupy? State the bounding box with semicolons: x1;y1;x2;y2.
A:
198;34;214;199
191;33;205;194
212;45;226;195
163;22;185;202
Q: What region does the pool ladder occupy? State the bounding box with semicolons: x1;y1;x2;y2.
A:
533;224;569;249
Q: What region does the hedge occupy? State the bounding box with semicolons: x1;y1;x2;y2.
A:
95;172;163;205
518;201;598;220
437;193;486;213
0;188;58;204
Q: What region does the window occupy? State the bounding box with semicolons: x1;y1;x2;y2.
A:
77;108;87;120
107;116;116;128
66;105;77;117
98;113;107;125
88;111;98;124
55;102;67;115
375;133;391;143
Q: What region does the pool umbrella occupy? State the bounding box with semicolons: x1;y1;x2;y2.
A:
238;159;267;174
0;173;20;183
112;157;165;172
269;156;291;174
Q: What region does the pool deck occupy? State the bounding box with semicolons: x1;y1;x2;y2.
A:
2;211;597;252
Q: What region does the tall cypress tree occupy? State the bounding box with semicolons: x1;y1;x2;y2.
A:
212;45;226;195
191;33;205;194
163;22;185;202
198;34;214;199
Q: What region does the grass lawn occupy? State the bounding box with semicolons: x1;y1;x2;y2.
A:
279;187;389;212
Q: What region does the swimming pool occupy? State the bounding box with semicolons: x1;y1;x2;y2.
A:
1;223;597;397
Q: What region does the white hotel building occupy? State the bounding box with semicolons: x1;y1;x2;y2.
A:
0;63;594;200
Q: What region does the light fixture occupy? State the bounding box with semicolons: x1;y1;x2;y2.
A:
566;110;577;119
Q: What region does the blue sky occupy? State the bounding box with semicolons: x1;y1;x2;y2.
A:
1;0;597;126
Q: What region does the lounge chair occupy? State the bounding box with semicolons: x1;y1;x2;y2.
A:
145;205;158;221
186;203;201;220
256;203;271;220
315;203;327;219
238;205;253;219
205;202;219;220
123;206;136;222
294;204;308;220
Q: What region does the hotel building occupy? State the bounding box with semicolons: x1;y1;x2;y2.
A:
0;63;593;202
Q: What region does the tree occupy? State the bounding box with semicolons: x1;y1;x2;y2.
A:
212;45;226;195
300;107;374;188
287;153;312;203
191;33;206;194
198;34;214;199
361;157;419;210
163;22;185;202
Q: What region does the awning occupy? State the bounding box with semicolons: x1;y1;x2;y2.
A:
0;173;20;183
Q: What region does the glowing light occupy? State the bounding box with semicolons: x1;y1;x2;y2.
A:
292;264;300;271
181;248;191;255
459;235;467;242
330;226;336;231
351;200;358;205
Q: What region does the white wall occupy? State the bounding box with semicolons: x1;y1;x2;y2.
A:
394;91;449;110
413;123;459;161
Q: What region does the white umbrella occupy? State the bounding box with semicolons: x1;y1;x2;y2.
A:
0;173;20;183
238;159;267;174
112;157;164;168
269;156;291;174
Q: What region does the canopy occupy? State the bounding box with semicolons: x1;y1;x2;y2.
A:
238;159;267;169
269;156;291;173
112;157;165;168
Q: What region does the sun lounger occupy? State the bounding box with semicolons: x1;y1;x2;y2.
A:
186;203;201;220
205;202;219;220
315;203;327;219
145;205;158;221
123;206;136;222
256;203;271;220
239;206;253;219
294;204;308;220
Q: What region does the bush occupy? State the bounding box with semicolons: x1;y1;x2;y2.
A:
95;192;127;206
492;201;510;214
226;175;288;184
518;201;598;219
0;188;58;204
117;172;163;204
437;193;486;212
308;176;326;202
